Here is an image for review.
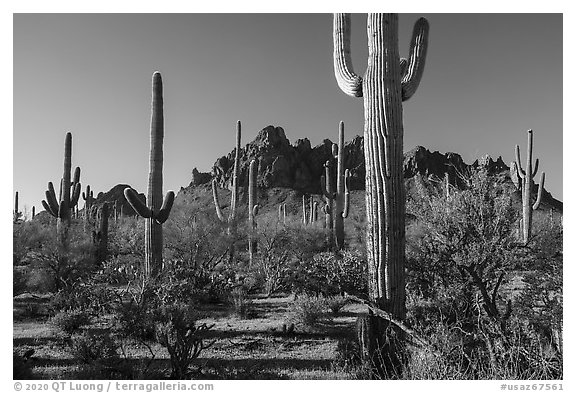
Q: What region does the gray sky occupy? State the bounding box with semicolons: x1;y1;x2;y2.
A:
13;13;563;215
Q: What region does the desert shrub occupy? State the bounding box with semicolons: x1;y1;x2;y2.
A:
325;295;349;315
289;294;328;327
51;309;90;334
69;330;119;364
13;266;28;297
288;250;367;297
229;286;252;318
154;304;214;379
404;169;562;379
24;222;98;293
111;295;157;342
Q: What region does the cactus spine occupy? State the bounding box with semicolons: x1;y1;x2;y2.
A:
334;13;429;319
512;129;545;245
42;132;82;255
124;72;175;278
248;159;259;265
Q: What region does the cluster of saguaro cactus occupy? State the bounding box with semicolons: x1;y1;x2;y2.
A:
334;13;428;320
124;72;175;279
212;121;242;248
510;129;545;245
302;195;318;225
248;159;259;265
320;122;351;249
42;132;82;254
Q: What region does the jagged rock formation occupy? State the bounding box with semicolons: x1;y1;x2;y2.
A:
101;125;562;215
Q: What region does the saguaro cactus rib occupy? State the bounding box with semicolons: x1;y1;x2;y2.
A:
124;71;174;278
333;13;429;320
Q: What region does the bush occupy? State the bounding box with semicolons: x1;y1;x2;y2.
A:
289;294;328;327
69;330;119;364
154;304;214;379
325;295;349;315
51;309;90;334
288;250;367;297
229;286;251;319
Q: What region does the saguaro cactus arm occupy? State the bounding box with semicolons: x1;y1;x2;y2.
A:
342;169;351;218
533;172;545;210
44;182;60;217
124;188;152;218
514;144;526;179
211;179;226;222
155;190;175;224
401;18;429;101
126;186;173;223
333;13;363;98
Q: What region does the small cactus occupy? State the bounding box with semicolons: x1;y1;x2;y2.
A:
278;202;287;225
511;129;546;245
124;72;175;278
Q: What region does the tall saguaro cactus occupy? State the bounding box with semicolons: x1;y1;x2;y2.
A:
42;132;82;253
511;129;545;245
248;159;259;265
212;121;242;238
333;13;429;319
124;72;175;279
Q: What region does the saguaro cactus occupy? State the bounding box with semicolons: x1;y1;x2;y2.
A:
321;159;335;247
278;203;287;225
94;202;109;263
248;159;259;265
212;121;242;241
42;132;82;253
14;191;22;223
334;13;428;318
333;122;352;249
124;72;175;278
511;129;545;245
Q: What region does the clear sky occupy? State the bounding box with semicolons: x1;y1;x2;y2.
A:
13;13;563;216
